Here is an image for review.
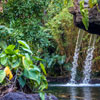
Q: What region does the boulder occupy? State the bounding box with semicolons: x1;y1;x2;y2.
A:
0;92;58;100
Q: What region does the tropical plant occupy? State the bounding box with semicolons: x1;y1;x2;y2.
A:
0;40;48;94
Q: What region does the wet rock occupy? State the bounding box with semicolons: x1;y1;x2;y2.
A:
90;78;100;84
0;92;58;100
69;3;100;35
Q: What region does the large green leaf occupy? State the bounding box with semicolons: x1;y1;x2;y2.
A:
1;55;7;65
40;63;47;75
12;59;20;68
82;16;89;30
5;45;15;55
21;46;32;54
5;49;14;55
23;69;40;84
22;57;28;69
0;70;6;83
18;40;30;49
18;76;26;88
33;56;43;61
6;45;15;50
33;65;40;72
22;57;32;69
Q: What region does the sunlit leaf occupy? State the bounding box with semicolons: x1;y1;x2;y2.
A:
12;59;20;68
18;40;30;49
23;69;40;84
40;63;47;75
1;55;7;65
39;92;45;100
21;46;32;54
6;45;15;50
22;56;32;69
5;45;15;55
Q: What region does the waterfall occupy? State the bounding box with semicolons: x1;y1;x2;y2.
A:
70;29;84;84
83;35;97;84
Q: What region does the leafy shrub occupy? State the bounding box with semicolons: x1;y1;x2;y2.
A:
0;40;48;92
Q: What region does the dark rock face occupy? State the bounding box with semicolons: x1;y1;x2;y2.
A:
0;92;58;100
69;3;100;35
47;76;69;83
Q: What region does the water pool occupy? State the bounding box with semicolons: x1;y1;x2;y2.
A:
47;84;100;100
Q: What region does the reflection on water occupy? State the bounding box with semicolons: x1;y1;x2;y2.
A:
70;87;77;100
47;85;100;100
70;87;92;100
83;88;92;100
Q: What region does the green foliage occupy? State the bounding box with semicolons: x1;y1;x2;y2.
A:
89;0;97;8
0;40;48;91
80;0;89;30
0;0;51;49
47;0;73;20
0;0;77;78
3;0;44;20
39;92;45;100
42;0;75;75
0;70;6;83
40;63;47;75
46;7;73;52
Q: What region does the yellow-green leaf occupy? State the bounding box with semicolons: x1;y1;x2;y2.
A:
40;63;47;75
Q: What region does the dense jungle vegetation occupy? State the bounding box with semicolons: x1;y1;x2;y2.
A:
0;0;100;98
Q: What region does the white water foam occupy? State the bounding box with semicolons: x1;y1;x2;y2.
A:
49;83;100;87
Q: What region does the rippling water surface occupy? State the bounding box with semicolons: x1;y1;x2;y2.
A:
47;84;100;100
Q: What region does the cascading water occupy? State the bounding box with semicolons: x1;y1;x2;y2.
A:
70;29;84;84
83;35;97;84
